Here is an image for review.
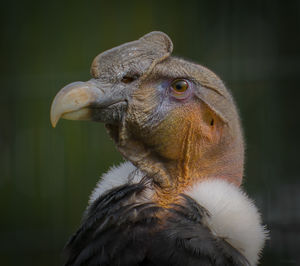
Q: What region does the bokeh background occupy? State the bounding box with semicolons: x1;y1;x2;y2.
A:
1;0;300;265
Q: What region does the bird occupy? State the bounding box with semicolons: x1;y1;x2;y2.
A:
50;31;267;266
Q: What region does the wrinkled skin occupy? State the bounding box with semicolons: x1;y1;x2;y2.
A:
50;31;244;205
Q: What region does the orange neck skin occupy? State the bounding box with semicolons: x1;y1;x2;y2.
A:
121;102;244;207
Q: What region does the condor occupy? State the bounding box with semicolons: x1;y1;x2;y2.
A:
51;32;267;266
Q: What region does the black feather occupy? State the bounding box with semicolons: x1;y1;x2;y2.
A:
63;183;249;266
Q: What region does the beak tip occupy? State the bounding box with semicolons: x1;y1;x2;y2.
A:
51;120;57;128
50;101;60;128
50;112;59;128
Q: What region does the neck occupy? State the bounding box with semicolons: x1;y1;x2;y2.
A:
117;137;243;207
150;150;243;206
108;114;244;207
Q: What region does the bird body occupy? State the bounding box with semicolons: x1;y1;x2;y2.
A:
51;32;267;265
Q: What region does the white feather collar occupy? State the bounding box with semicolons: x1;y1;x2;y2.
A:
185;179;268;265
89;162;267;265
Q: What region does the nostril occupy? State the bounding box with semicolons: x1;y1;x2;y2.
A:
121;76;135;83
121;73;140;84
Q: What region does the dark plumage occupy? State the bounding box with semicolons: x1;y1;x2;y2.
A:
64;181;248;266
50;32;267;266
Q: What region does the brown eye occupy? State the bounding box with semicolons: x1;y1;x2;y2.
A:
171;79;189;93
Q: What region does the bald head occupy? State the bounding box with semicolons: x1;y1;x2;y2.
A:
51;31;244;203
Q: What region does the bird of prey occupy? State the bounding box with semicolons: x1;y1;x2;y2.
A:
50;31;267;266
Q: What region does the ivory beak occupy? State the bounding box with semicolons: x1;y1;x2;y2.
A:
50;81;103;127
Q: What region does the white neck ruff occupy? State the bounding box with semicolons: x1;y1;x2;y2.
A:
89;162;267;265
185;179;268;265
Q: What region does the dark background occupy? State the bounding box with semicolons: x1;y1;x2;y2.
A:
1;0;299;265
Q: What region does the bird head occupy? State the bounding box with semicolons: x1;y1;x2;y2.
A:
50;32;244;205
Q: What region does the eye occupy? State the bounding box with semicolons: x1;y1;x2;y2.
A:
171;79;188;92
170;79;190;99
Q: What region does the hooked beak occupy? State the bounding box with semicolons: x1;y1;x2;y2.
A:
50;80;127;127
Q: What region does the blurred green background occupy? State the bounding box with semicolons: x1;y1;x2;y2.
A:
1;0;299;265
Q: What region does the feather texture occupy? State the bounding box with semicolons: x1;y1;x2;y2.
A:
65;162;267;265
64;175;249;266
